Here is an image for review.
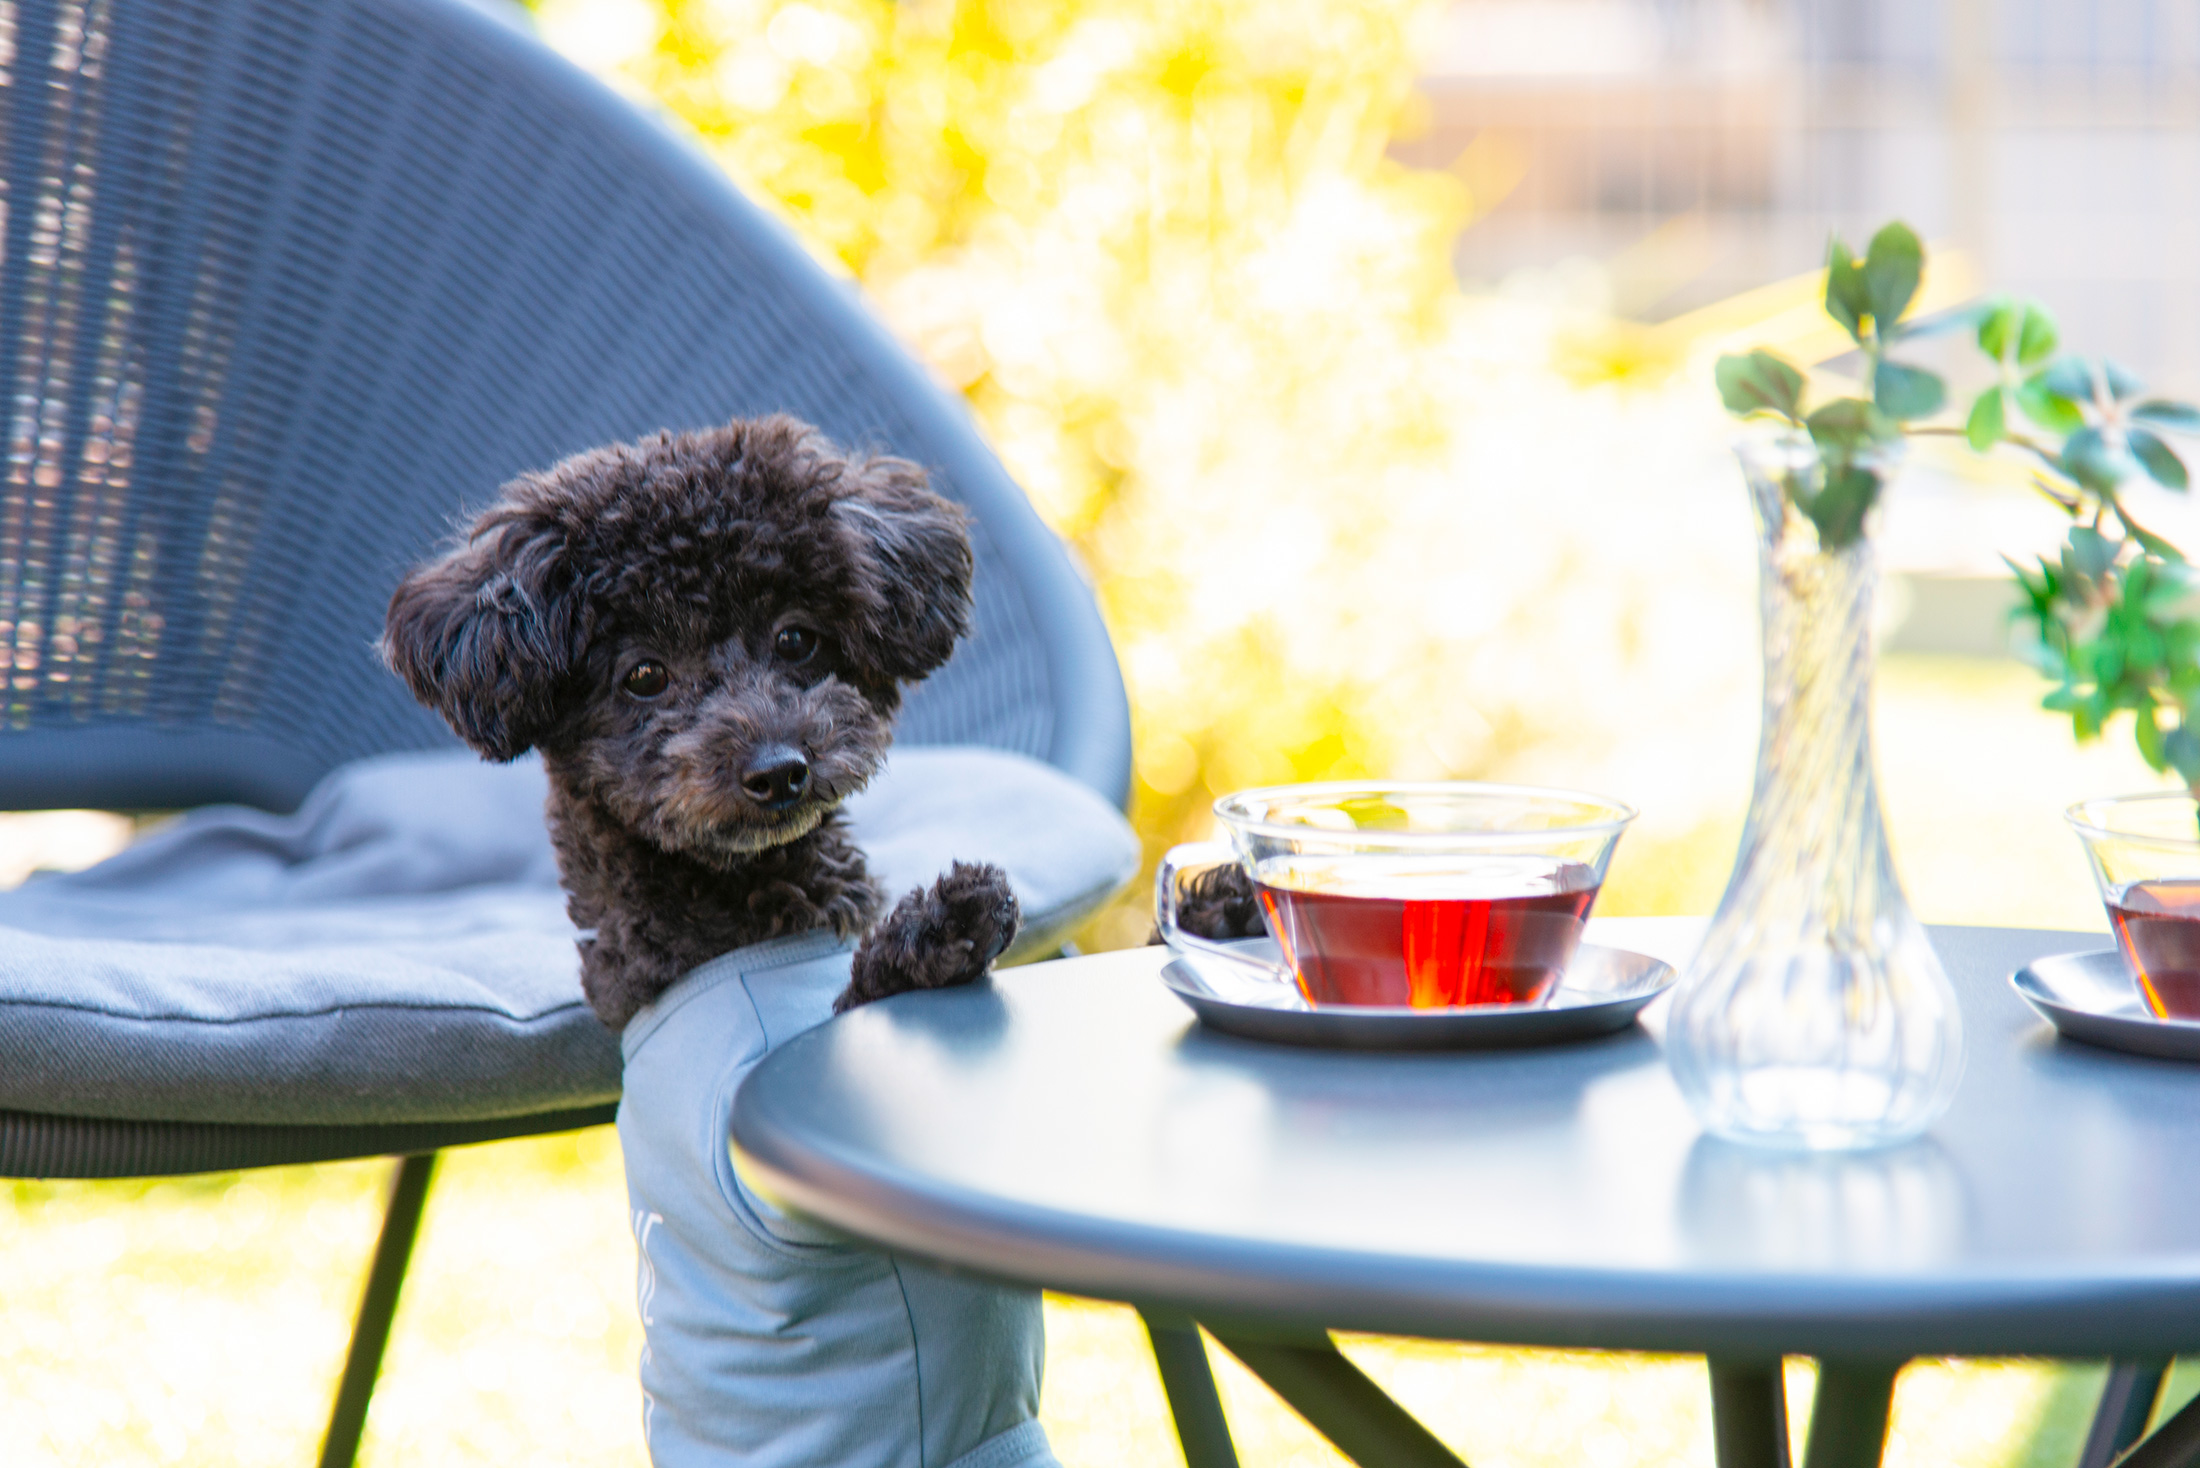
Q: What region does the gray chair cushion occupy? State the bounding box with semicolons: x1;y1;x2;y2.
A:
0;748;1137;1126
850;746;1139;956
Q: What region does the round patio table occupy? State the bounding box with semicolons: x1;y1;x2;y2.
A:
730;919;2200;1468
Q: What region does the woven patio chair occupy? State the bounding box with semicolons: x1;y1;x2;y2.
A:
0;0;1132;1462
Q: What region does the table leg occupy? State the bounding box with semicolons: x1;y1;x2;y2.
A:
1205;1328;1468;1468
1708;1356;1791;1468
1137;1310;1242;1468
2077;1360;2168;1468
1801;1358;1905;1468
2109;1384;2200;1468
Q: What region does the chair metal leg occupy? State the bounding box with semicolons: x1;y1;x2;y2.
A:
1710;1356;1792;1468
2078;1360;2169;1468
2110;1381;2200;1468
1207;1329;1467;1468
1138;1310;1241;1468
318;1152;439;1468
1801;1358;1904;1468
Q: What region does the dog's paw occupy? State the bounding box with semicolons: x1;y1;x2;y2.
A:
1148;860;1267;944
835;861;1021;1013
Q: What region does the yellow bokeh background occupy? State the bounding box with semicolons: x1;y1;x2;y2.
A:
540;0;1779;947
5;1;2193;1464
524;0;2154;945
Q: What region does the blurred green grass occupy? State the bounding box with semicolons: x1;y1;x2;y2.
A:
0;1143;2130;1468
3;653;2182;1467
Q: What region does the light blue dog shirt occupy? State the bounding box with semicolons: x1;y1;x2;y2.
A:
617;931;1057;1468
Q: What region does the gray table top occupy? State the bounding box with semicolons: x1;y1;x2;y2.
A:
731;918;2200;1358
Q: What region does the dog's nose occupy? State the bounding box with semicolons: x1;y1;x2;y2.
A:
740;746;811;810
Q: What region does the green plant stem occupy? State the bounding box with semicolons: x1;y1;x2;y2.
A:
2102;493;2164;552
1908;424;2067;476
2032;478;2080;514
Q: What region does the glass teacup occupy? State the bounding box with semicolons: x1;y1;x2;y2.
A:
1156;781;1637;1009
2068;792;2200;1020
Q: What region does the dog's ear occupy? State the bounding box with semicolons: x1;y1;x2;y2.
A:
831;457;975;687
381;513;577;761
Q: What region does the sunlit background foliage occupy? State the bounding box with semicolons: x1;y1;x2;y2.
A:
532;0;1787;948
10;0;2200;1463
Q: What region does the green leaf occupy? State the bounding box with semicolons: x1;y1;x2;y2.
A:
2130;519;2191;563
1977;297;2019;360
2121;555;2153;605
1966;386;2007;451
2132;427;2190;490
2135;400;2200;434
2016;370;2088;435
2040;356;2096;402
2062;427;2133;492
2167;724;2200;783
1806;462;1879;548
2004;551;2053;608
2091;635;2126;689
2129;624;2168;675
1873;360;1945;420
2017;304;2060;368
1861;222;1923;331
1824;236;1868;340
2139;704;2167;769
2035;552;2067;598
1805;397;1899;455
1714;350;1805;420
2105;360;2146;402
2146;562;2200;607
2067;524;2117;578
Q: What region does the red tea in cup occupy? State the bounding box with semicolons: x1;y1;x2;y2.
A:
2107;878;2200;1019
1253;854;1599;1008
1155;781;1635;1012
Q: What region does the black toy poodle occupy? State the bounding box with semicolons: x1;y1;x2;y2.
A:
381;413;1019;1029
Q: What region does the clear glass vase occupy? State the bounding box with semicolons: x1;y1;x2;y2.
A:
1664;433;1964;1151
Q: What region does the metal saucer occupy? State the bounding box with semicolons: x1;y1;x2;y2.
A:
2013;949;2200;1062
1159;939;1675;1050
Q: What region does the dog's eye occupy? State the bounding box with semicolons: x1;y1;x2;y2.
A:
622;662;670;699
774;626;819;665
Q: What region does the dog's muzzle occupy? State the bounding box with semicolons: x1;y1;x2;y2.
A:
740;744;811;812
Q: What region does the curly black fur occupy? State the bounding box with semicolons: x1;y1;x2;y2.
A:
382;413;1014;1029
836;861;1020;1014
1149;860;1268;944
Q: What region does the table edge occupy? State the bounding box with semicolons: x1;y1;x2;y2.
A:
733;924;2200;1357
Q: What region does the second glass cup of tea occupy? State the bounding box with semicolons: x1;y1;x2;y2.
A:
2068;792;2200;1020
1156;782;1636;1009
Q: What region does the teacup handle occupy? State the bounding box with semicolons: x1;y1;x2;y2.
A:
1155;841;1290;985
